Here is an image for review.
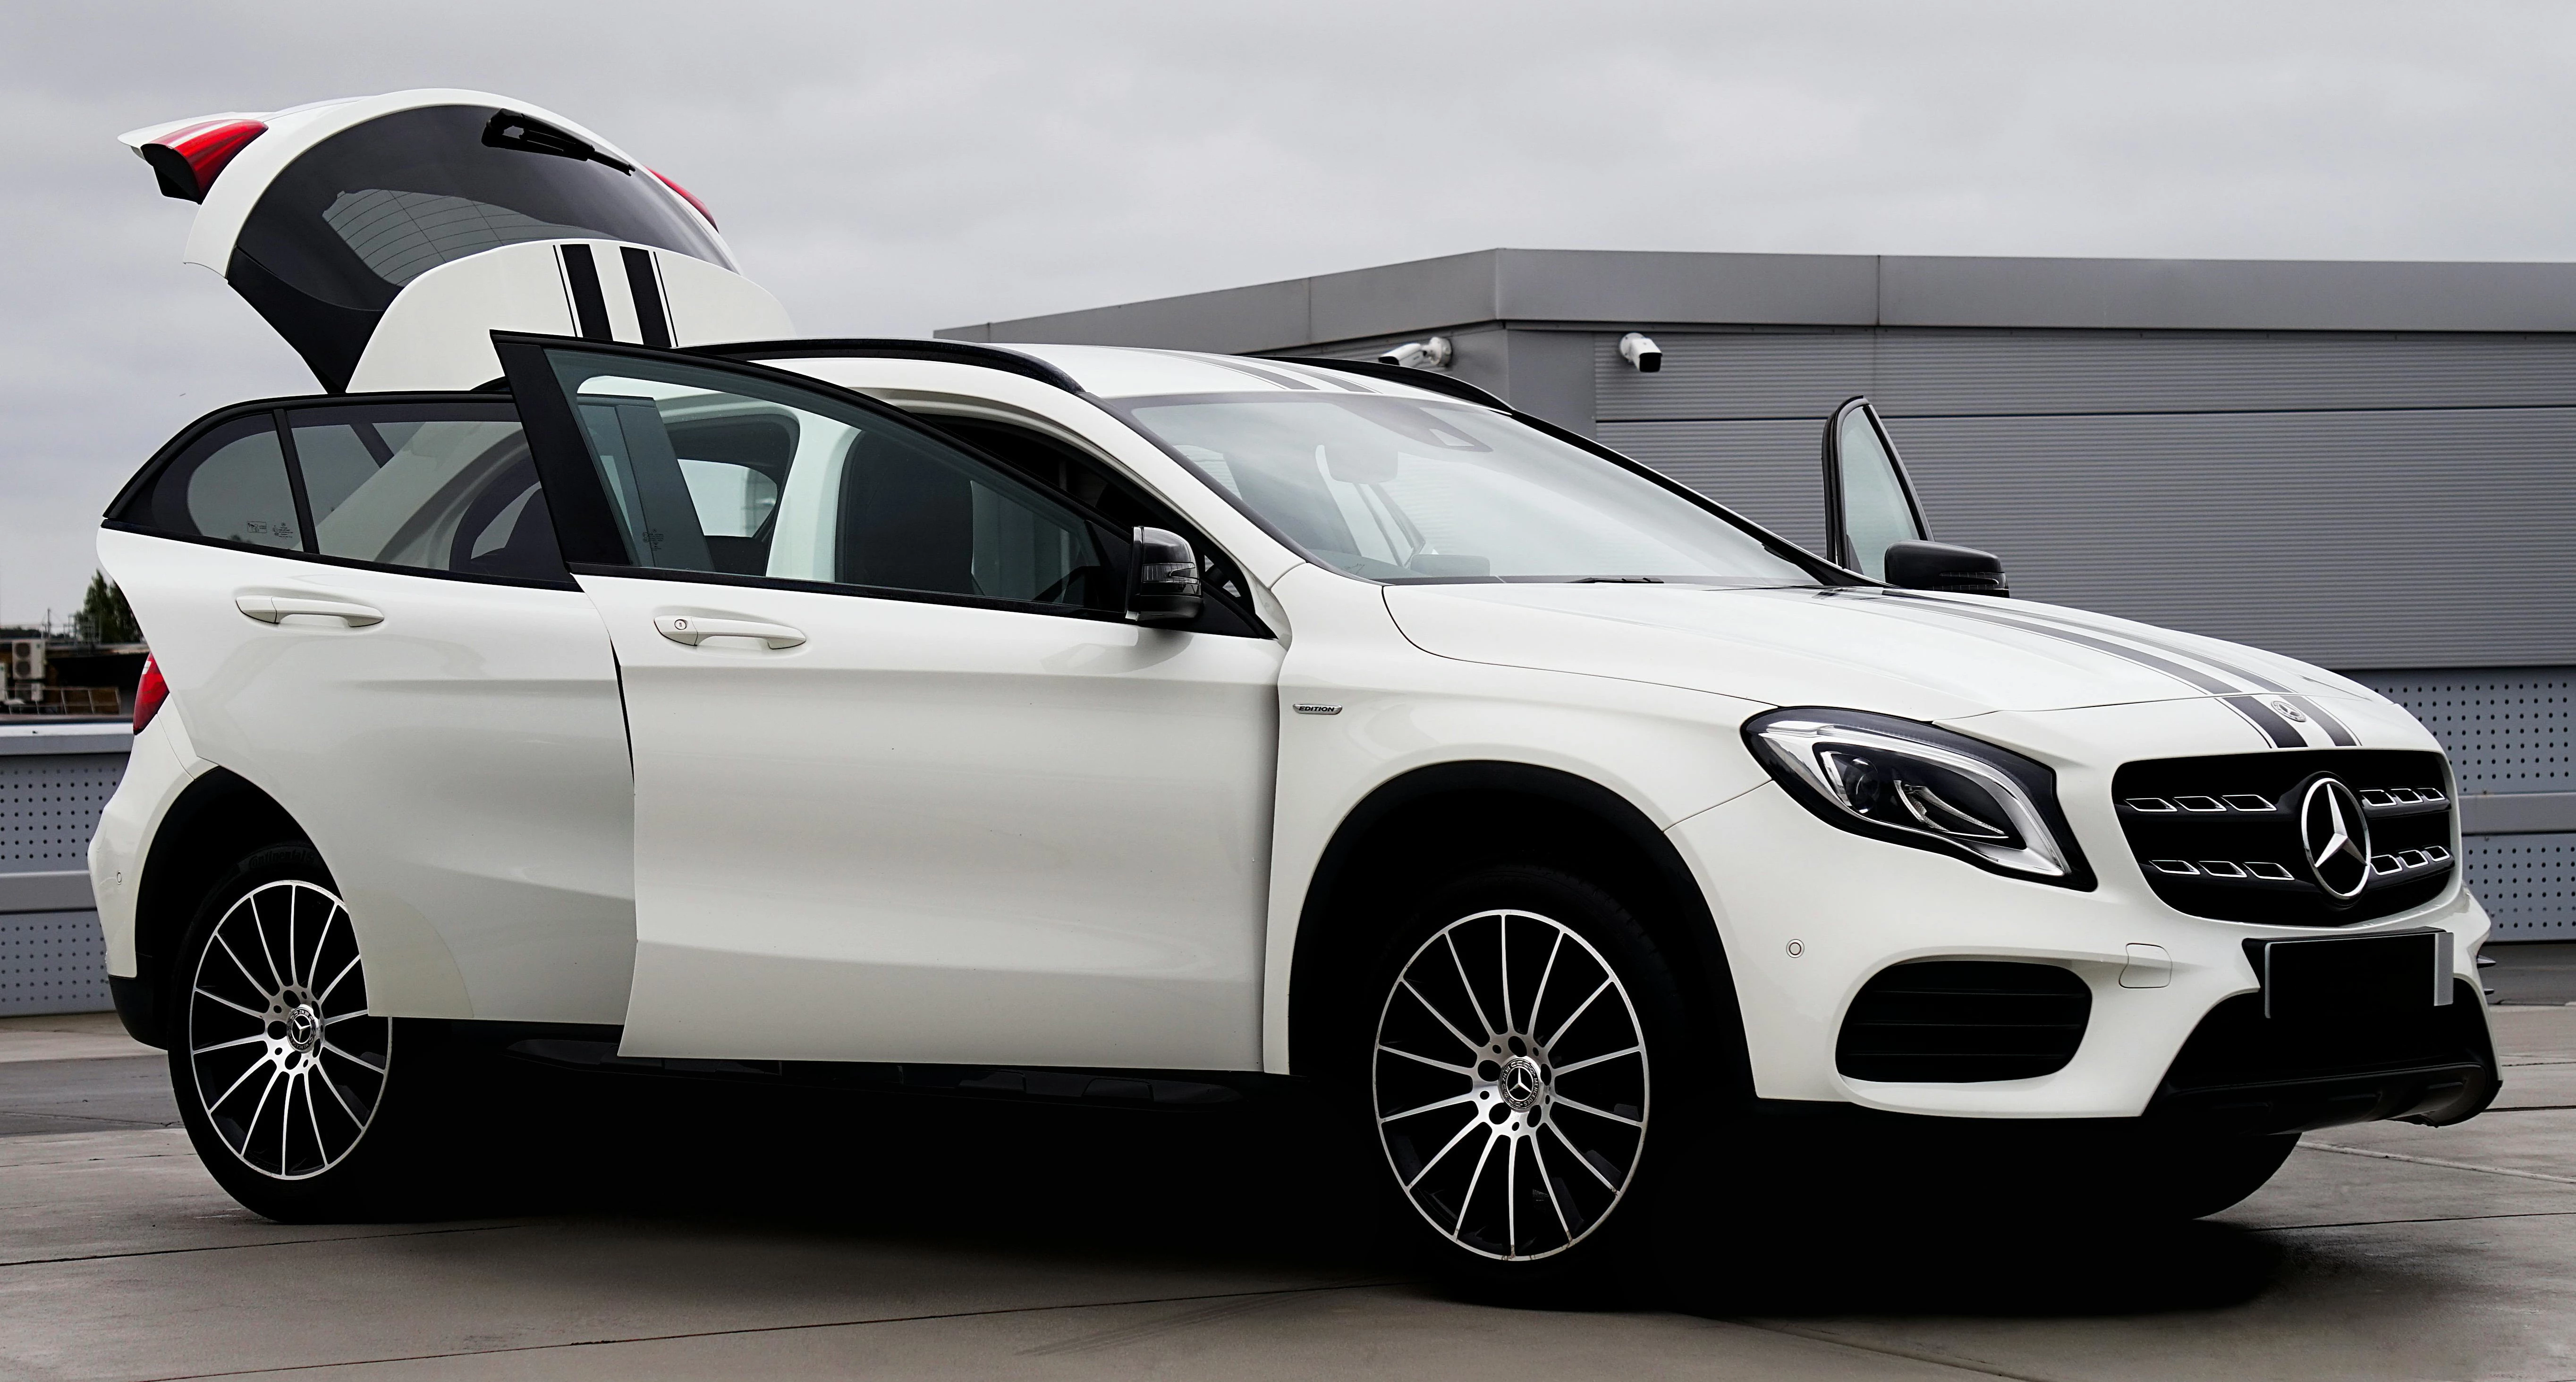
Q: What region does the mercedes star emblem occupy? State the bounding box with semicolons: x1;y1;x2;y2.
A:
2299;776;2373;901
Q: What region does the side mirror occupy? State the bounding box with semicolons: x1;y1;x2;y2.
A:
1127;526;1203;623
1883;540;2009;597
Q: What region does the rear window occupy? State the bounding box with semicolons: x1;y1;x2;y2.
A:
234;105;729;317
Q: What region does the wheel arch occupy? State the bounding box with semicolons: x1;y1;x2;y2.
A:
1285;760;1752;1093
121;767;314;1047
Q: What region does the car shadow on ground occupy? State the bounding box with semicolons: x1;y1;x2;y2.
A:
458;1055;2291;1321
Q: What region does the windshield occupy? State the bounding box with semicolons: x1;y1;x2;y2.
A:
1121;393;1816;586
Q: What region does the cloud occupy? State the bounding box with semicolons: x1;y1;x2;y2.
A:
3;0;2568;622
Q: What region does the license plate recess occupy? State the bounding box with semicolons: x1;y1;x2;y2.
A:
2250;929;2452;1021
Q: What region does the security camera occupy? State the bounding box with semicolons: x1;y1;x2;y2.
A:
1618;333;1662;373
1378;336;1453;370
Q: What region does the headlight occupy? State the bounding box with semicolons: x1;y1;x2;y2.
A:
1744;708;2093;889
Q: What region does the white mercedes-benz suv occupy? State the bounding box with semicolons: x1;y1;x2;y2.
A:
90;90;2498;1294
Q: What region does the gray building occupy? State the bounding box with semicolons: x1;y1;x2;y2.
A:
943;249;2576;940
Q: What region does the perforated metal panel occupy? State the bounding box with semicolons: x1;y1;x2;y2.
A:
0;910;111;1015
0;754;123;875
2461;835;2576;940
2349;669;2575;794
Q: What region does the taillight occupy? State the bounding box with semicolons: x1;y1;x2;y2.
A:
138;119;267;202
132;655;169;734
651;169;717;229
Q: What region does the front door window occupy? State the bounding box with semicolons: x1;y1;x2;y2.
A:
547;351;1120;611
1824;397;1928;581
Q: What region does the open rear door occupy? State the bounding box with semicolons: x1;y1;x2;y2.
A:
121;90;791;392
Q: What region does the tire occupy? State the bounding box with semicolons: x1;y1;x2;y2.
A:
166;843;457;1221
1360;865;1702;1300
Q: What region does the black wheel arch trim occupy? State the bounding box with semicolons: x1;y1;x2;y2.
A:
1287;759;1753;1095
125;765;318;1049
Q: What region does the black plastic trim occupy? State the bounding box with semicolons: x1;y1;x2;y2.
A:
109;975;161;1050
2146;978;2498;1134
102;523;580;591
566;560;1271;635
695;338;1084;393
1286;759;1754;1095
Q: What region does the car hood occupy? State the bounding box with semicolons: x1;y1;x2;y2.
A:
1381;583;2383;727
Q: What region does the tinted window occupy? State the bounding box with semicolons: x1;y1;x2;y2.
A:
550;353;1119;610
231;105;730;388
130;415;303;551
238;105;727;315
288;402;564;581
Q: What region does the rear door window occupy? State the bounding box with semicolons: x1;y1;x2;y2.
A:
112;397;567;583
288;402;562;581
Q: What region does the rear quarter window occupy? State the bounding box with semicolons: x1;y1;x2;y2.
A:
126;414;304;551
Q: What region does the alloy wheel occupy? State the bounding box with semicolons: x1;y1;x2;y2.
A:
1372;908;1650;1261
185;879;389;1179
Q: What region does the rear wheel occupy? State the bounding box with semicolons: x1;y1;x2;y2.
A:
1364;866;1698;1298
169;844;453;1220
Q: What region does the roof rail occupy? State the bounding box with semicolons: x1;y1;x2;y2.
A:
1271;357;1510;410
693;338;1082;393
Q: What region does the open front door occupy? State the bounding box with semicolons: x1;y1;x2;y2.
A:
496;335;1283;1069
121;89;791;392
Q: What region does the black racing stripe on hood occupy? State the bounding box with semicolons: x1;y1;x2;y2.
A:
1893;594;2360;748
1869;596;2307;748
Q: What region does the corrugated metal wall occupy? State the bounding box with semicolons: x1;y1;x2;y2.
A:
1593;328;2576;672
1589;329;2576;937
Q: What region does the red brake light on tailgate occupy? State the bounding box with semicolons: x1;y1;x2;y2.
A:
138;119;267;202
650;169;717;228
132;655;169;734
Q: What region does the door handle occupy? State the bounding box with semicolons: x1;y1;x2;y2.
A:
236;595;384;627
654;615;805;649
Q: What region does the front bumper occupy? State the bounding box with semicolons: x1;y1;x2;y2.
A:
1665;699;2496;1126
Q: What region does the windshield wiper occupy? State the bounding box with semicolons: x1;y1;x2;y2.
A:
1573;576;1664;584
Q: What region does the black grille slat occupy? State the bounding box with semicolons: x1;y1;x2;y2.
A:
2113;750;2454;926
1837;961;2092;1083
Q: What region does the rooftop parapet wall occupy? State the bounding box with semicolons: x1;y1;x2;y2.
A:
937;249;2576;351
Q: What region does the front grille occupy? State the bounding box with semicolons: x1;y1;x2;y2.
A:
2113;750;2454;926
1837;961;2092;1083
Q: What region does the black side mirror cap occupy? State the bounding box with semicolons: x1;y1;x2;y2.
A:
1883;540;2008;597
1127;526;1203;622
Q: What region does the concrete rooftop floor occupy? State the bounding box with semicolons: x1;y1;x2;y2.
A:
1;974;2571;1382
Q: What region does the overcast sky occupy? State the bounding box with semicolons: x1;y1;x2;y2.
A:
5;1;2572;624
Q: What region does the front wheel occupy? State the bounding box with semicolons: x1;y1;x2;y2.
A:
1364;866;1699;1297
169;844;453;1221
